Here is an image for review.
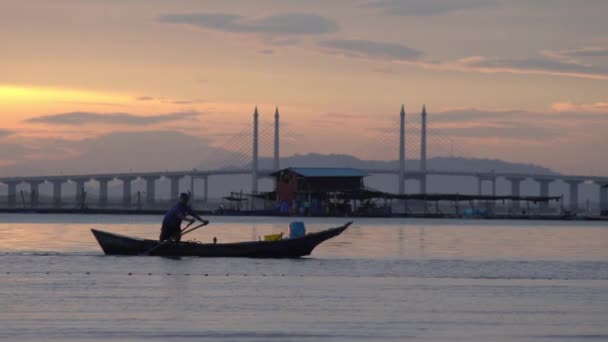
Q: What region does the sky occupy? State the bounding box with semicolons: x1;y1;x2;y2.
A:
1;0;607;176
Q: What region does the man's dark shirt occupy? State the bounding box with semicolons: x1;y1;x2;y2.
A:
163;202;196;227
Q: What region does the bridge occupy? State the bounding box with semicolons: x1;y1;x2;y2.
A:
1;106;607;213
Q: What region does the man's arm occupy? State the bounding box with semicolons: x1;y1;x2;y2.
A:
174;210;194;224
187;206;207;223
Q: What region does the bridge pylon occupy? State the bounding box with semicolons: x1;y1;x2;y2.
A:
252;106;259;194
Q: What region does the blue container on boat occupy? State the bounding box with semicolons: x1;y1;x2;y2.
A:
289;221;306;239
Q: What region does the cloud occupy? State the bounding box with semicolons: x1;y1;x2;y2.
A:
0;129;14;137
544;47;608;59
158;12;338;36
430;106;608;130
135;96;155;101
0;142;32;161
264;37;299;46
364;0;500;16
134;96;203;104
432;121;559;140
0;130;246;176
324;113;364;120
463;56;608;75
257;49;274;55
318;39;423;61
430;108;526;123
169;100;200;105
315;39;606;80
25;111;201;126
551;100;608;113
399;106;607;168
430;107;608;128
451;56;608;80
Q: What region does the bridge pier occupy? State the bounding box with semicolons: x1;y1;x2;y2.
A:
51;179;64;208
189;175;195;200
28;180;44;207
597;182;608;215
476;175;495;196
120;176;136;207
143;176;159;206
202;176;209;203
507;177;525;213
418;172;427;194
5;181;20;208
535;178;554;212
477;175;495;213
96;177;112;207
565;179;583;213
169;175;181;202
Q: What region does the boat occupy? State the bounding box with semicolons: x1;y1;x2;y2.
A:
91;222;352;258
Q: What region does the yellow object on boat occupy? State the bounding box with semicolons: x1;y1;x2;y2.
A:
263;233;283;241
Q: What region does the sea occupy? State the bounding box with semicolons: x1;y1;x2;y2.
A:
0;214;607;342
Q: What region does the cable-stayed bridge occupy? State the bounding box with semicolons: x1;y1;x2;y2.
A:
1;106;607;214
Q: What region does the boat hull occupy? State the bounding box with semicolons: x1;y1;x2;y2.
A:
91;222;352;258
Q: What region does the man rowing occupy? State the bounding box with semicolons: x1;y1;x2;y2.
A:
160;192;208;242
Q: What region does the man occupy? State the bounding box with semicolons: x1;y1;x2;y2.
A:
160;192;208;242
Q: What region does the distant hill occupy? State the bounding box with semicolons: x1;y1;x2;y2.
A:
251;153;556;175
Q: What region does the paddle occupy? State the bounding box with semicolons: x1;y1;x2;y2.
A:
179;221;208;236
141;220;209;256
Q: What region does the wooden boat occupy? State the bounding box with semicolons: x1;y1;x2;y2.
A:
91;222;352;258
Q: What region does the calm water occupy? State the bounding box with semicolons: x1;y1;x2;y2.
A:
1;214;607;341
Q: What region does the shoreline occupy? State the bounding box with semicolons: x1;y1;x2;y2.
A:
0;207;606;221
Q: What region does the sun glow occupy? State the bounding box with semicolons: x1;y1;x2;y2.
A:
0;85;128;105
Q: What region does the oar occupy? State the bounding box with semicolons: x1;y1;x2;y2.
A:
141;221;209;256
179;219;196;234
180;221;208;236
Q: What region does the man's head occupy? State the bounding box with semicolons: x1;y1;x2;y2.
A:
179;192;190;205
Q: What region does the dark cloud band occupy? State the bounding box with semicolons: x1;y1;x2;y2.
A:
318;39;423;61
364;0;500;16
25;111;200;126
464;57;608;76
0;129;14;137
158;12;338;35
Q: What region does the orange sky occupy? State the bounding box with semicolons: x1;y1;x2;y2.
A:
1;1;607;175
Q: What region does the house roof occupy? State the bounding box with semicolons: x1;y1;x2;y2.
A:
272;167;369;178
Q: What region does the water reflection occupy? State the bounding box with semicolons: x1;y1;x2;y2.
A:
0;214;606;261
418;226;426;258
